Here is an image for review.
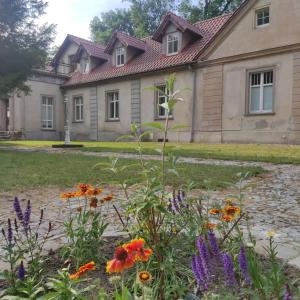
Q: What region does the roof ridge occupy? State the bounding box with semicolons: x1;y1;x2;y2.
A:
193;13;233;25
67;34;106;48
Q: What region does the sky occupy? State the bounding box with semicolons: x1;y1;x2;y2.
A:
39;0;129;46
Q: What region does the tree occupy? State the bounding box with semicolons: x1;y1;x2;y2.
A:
90;9;134;44
178;0;243;22
127;0;178;38
0;0;56;97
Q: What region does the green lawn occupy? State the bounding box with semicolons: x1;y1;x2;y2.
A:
0;150;263;192
0;140;300;164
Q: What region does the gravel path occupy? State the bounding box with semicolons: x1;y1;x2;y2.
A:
0;146;299;269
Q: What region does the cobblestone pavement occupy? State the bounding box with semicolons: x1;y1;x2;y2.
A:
0;146;299;269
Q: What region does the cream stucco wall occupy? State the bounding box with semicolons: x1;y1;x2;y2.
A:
9;79;64;140
221;52;295;143
140;70;194;142
209;0;300;60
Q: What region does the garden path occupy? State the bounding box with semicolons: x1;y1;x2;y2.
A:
0;146;299;269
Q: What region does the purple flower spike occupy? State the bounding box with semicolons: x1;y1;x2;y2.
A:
238;246;251;285
23;200;31;232
197;237;210;276
7;219;13;245
208;230;221;259
18;261;25;281
223;253;237;287
284;285;293;300
192;255;202;286
13;197;24;224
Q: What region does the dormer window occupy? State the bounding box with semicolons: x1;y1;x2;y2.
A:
167;32;179;55
256;7;270;27
80;57;88;73
116;47;125;67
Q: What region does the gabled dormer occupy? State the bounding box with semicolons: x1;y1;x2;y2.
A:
72;43;109;73
104;32;146;67
152;12;202;56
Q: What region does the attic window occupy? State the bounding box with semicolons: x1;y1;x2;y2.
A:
167;32;179;55
116;47;125;67
256;7;270;27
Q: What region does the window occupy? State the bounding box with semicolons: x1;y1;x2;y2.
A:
249;70;274;114
116;47;125;66
167;32;179;55
256;7;270;27
41;96;54;129
107;91;119;120
156;85;171;118
73;96;84;122
81;57;88;73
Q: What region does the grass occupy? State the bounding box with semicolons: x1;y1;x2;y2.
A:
0;140;299;164
0;150;264;192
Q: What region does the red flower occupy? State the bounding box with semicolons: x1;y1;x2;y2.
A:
106;246;135;273
69;261;96;279
123;238;153;262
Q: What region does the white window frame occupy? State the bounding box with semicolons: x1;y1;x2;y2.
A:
249;70;274;114
167;32;179;55
156;85;172;119
73;96;84;122
41;96;54;129
81;57;88;73
256;7;270;27
116;47;125;67
107;91;120;121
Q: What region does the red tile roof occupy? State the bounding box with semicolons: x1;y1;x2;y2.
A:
51;34;106;66
63;14;232;87
152;12;202;42
105;32;146;54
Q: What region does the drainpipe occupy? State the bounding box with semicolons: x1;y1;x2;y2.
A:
189;65;197;143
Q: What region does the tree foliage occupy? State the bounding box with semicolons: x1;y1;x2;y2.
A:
90;0;243;44
90;9;135;45
90;0;178;44
0;0;56;97
178;0;244;23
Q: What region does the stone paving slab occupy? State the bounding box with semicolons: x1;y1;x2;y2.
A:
0;146;299;269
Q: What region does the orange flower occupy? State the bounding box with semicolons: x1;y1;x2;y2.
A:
138;271;152;284
123;238;153;262
69;261;96;279
86;188;103;196
78;184;93;193
106;246;135;273
103;194;113;202
60;192;76;199
224;205;241;216
221;214;234;222
204;223;217;230
89;197;98;208
209;208;221;215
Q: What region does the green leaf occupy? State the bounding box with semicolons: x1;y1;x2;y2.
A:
116;135;135;141
169;124;190;131
142;122;164;131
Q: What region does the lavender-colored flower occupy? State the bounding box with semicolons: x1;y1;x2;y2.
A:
192;255;202;286
23;200;31;232
7;219;13;245
222;252;237;287
13;197;24;224
192;255;208;290
196;237;210;276
18;261;25;281
284;285;293;300
208;230;221;259
238;246;251;285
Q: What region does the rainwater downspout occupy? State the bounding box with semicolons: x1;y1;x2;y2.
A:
190;65;197;143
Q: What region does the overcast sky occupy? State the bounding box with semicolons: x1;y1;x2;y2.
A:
39;0;129;46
